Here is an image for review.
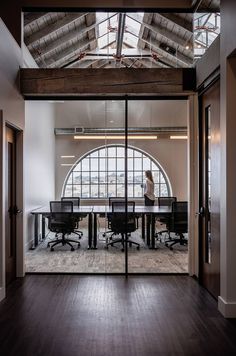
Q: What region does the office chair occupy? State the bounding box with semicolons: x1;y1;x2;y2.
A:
106;201;140;252
165;201;188;250
47;201;80;251
155;196;177;242
61;197;83;238
102;197;126;240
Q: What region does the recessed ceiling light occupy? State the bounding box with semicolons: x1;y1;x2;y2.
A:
185;45;190;50
170;135;188;140
61;155;75;158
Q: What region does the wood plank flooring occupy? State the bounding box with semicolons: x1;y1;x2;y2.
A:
0;275;236;356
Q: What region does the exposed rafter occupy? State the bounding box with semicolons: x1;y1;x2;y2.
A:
24;12;47;26
116;13;126;59
25;13;88;46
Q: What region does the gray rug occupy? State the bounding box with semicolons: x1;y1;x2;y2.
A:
26;228;188;274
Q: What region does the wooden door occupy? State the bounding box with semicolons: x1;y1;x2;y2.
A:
5;126;17;286
199;80;220;298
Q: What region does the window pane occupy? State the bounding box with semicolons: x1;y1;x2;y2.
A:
82;158;89;171
81;185;90;198
143;157;150;170
73;185;80;197
73;172;81;184
108;185;116;197
160;184;168;196
134;150;142;157
117;184;125;197
108;158;116;171
155;185;160;197
108;147;116;157
90;150;98;157
134;172;142;184
99;148;106;157
128;148;133;157
91;185;99;198
99;185;106;198
117;147;125;157
91;171;99;184
128;158;133;171
82;172;90;184
134;158;142;170
153;171;160;184
117;158;124;170
134;184;142;197
65;185;73;197
99;171;106;183
117;172;125;184
160;173;166;183
128;171;133;183
128;184;133;197
90;158;98;171
100;158;106;171
67;174;72;184
151;161;158;170
107;172;116;183
73;162;81;171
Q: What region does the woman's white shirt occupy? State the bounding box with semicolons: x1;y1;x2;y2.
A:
144;178;155;201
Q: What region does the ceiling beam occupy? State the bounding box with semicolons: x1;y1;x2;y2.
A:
41;37;96;67
155;13;193;35
20;67;196;97
24;12;48;26
32;13;117;62
128;14;193;56
25;12;88;46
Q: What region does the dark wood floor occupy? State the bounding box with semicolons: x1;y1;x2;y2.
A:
0;276;236;356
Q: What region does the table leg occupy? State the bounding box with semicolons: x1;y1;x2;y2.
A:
142;214;145;240
88;213;93;249
42;216;46;240
93;213;97;249
146;214;151;246
34;214;39;248
151;214;157;249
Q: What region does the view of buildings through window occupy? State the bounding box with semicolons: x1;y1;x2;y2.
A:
63;145;171;199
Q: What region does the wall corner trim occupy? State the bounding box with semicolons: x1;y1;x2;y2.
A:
218;296;236;318
0;287;6;302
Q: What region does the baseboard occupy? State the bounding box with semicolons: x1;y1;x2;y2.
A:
0;287;6;302
218;296;236;318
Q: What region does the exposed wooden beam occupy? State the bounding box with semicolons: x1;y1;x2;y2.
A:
20;68;196;97
33;13;116;62
41;38;96;68
141;35;193;67
24;12;47;26
22;0;193;12
156;13;193;35
25;12;88;46
128;14;193;55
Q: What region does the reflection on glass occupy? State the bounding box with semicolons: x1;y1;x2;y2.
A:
206;106;212;264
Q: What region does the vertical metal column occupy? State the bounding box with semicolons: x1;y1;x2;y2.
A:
125;96;128;276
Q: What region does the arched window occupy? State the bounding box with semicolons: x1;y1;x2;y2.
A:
63;145;171;198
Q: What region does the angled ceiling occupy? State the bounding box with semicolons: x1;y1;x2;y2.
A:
23;0;220;69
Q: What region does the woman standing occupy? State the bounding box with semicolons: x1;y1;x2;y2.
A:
143;170;155;206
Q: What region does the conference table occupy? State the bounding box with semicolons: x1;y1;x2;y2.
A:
31;205;172;250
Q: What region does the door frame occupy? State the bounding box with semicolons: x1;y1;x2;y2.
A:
0;111;24;300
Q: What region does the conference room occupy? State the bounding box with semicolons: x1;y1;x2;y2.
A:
24;97;188;274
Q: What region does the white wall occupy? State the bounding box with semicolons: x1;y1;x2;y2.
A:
24;101;55;249
54;100;188;201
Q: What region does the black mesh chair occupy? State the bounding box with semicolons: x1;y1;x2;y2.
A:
102;197;126;240
155;196;177;241
47;201;80;251
165;201;188;250
61;197;84;238
106;201;140;252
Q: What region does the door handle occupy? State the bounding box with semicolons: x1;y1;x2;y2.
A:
8;205;22;215
195;207;205;217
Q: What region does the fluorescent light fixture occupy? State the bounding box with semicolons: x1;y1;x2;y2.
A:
74;135;157;140
170;135;188;140
61;163;75;167
61;155;75;158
